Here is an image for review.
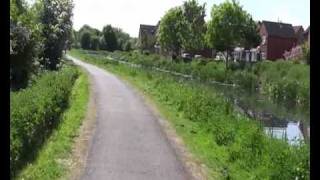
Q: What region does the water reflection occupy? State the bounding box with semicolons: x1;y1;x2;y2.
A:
207;83;310;144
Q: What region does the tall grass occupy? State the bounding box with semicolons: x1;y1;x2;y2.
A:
69;50;310;179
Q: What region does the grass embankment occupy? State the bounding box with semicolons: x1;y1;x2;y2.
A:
11;62;90;179
69;50;309;180
70;49;309;108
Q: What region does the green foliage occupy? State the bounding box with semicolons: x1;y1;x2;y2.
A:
16;68;89;180
70;49;309;108
206;0;261;52
301;42;310;64
80;31;91;49
157;0;206;54
10;65;79;177
157;7;184;55
102;24;118;51
180;0;206;52
90;36;100;50
69;50;309;179
10;0;43;90
40;0;74;70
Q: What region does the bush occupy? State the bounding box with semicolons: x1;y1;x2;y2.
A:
10;65;79;177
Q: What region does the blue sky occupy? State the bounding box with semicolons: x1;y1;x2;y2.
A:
27;0;310;38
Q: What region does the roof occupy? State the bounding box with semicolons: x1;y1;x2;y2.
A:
139;24;157;36
293;26;304;34
262;20;295;38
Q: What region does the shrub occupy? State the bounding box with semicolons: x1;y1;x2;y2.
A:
10;65;79;177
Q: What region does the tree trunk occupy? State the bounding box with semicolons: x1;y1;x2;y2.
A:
226;51;229;70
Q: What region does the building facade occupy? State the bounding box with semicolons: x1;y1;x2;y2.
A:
258;21;297;60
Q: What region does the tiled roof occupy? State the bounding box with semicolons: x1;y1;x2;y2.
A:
139;24;157;35
262;20;295;38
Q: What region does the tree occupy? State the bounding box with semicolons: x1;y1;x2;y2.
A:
40;0;73;70
180;0;206;52
90;36;100;50
157;7;184;57
206;0;260;68
242;18;261;49
80;31;91;49
102;25;118;51
113;27;130;50
10;0;42;90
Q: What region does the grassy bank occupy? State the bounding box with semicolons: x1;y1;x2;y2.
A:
11;62;90;179
69;49;309;108
68;50;309;180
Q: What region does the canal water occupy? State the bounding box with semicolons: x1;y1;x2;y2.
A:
208;83;310;145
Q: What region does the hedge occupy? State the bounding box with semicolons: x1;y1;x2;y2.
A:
10;65;79;177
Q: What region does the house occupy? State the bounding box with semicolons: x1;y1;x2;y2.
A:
138;23;159;52
258;20;297;60
293;26;305;45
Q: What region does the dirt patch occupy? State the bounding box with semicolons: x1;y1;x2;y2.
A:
66;72;97;180
122;80;209;180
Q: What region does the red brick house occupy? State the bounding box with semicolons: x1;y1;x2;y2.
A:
258;21;297;60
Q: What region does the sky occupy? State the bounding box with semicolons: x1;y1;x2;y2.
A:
27;0;310;38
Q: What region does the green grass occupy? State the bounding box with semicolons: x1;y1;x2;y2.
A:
69;49;309;108
68;50;309;180
14;65;90;180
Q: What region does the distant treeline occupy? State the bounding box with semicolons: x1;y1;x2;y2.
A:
71;24;138;52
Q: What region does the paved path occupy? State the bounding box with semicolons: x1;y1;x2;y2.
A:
67;55;189;180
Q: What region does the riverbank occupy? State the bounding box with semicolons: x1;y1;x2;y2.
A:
68;50;310;180
69;49;309;109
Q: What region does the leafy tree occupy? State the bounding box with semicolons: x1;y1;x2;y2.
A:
10;0;42;89
90;36;100;50
206;0;260;68
71;29;80;48
180;0;206;52
80;31;91;49
113;27;130;50
242;17;261;49
99;36;107;50
102;25;118;51
157;7;184;56
40;0;74;70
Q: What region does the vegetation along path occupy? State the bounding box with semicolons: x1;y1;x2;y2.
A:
67;55;190;180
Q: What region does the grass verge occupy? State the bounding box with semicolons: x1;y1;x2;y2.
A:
15;64;90;180
68;51;309;180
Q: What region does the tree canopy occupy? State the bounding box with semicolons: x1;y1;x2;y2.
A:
102;25;118;51
157;0;206;55
40;0;74;70
157;7;184;55
206;0;260;52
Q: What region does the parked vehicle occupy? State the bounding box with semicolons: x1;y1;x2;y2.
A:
182;53;192;62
